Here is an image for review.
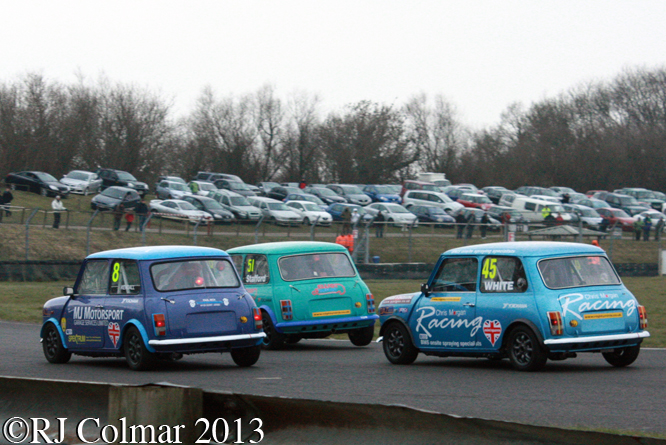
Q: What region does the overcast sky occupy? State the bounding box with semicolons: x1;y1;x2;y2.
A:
2;1;665;128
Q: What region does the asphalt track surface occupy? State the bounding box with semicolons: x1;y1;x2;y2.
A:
1;320;665;436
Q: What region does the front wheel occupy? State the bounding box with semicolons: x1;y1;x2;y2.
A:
506;327;547;372
124;326;156;371
42;324;71;364
602;345;640;367
261;312;285;350
40;187;48;197
83;187;90;196
230;345;261;367
383;322;418;364
348;325;375;346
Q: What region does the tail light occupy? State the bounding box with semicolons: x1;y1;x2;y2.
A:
280;300;293;320
366;294;376;314
253;308;263;330
547;311;563;336
638;305;648;330
153;313;166;336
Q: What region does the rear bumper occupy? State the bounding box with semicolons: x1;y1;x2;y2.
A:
276;315;378;333
149;332;265;347
544;331;649;349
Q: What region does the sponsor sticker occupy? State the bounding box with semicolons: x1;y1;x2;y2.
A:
383;294;414;305
431;297;462;302
583;312;623;320
312;310;351;317
379;306;394;316
483;320;502;346
312;283;346;296
108;322;121;347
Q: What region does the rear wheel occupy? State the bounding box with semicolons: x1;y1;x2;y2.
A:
42;324;71;364
348;325;375;346
124;326;156;371
261;312;285;350
230;345;261;367
383;322;418;364
506;326;547;372
602;345;640;367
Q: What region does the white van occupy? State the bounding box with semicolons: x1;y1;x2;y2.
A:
510;197;573;223
402;190;464;214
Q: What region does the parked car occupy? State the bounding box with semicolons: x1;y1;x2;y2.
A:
377;241;649;371
515;186;560;200
364;203;418;227
402;190;464;215
632;209;666;226
266;186;302;201
284;192;327;210
256;181;281;196
208;190;262;222
615;188;665;210
363;185;402;203
326;203;373;223
486;205;527;224
194;172;243;183
576;197;610;210
457;193;494;211
247;196;304;226
303;186;347;204
285;200;333;226
182;195;236;224
592;192;649;216
549;186;577;197
227;241;379;349
90;187;140;211
60;170;102;195
5;171;70;197
443;185;476;201
400;180;440;198
187;180;218;196
482;186;512;204
498;192;526;208
96;168;149;197
327;184;372;206
453;208;502;231
596;207;635;231
40;246;264;370
149;199;212;223
561;204;603;230
155;180;192;200
214;179;257;197
154;175;186;193
409;205;456;227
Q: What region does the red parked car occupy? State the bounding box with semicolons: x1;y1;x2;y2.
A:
457;193;493;211
596;208;635;231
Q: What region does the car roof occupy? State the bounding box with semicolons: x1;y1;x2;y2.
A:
228;241;348;255
87;245;228;260
444;241;603;258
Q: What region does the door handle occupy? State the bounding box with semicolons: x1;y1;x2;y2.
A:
161;297;175;304
289;285;300;292
463;303;476;307
95;305;104;309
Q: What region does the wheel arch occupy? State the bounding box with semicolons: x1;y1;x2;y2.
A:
501;318;546;351
379;317;418;349
122;319;156;353
41;318;68;349
260;305;283;333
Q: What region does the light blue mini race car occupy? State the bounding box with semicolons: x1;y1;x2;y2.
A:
378;241;650;371
41;246;265;370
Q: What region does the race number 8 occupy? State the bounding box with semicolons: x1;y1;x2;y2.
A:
112;263;121;282
482;258;497;279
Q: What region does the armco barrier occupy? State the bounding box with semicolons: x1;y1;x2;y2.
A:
1;377;663;445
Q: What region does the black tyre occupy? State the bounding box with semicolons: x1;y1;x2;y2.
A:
40;187;48;197
382;322;418;365
602;345;640;367
506;327;547;372
83;187;90;196
124;326;156;371
261;312;285;350
42;324;71;364
9;183;16;191
230;345;261;367
348;325;375;347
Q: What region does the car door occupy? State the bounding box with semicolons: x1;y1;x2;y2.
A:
474;256;532;351
410;257;481;350
103;259;143;350
63;260;110;349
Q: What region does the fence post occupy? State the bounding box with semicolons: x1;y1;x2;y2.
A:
142;214;154;246
86;209;100;256
310;216;320;241
254;216;264;244
25;208;40;261
65;210;71;230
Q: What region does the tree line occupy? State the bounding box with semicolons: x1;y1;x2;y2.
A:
1;67;665;191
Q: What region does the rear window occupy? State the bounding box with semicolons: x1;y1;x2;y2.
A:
151;259;240;291
278;253;355;281
538;256;620;289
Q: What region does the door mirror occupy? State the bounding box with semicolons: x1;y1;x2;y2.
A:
420;283;430;298
63;286;75;297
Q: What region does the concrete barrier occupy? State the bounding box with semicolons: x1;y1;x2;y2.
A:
1;376;663;444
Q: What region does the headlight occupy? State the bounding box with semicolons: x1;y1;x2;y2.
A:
127;182;135;187
50;185;57;190
380;197;388;201
239;211;247;217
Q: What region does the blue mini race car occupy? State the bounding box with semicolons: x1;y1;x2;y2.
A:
378;241;650;371
41;246;265;370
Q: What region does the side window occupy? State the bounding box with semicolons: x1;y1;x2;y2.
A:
243;254;270;285
77;260;110;295
525;202;536;211
230;255;243;274
431;258;478;292
109;260;141;295
480;257;528;293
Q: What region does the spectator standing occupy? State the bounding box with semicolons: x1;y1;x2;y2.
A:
135;199;149;232
633;218;643;241
125;211;135;232
351;208;360;227
2;186;13;216
562;193;570;204
643;215;652;241
455;212;466;239
375;210;385;238
299;179;306;190
655;217;664;241
113;202;125;231
465;212;475;239
189;181;199;194
341;207;352;235
480;212;490;239
51;195;66;229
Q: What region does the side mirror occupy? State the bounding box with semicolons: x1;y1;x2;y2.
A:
63;286;75;297
420;283;430;298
